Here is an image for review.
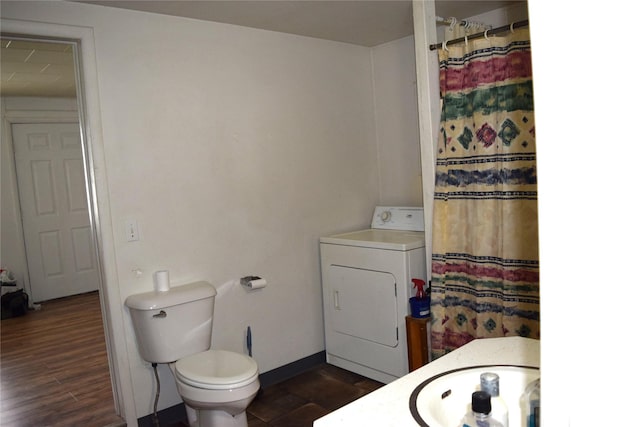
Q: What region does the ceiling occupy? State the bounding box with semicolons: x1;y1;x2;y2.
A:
76;0;517;47
1;1;519;98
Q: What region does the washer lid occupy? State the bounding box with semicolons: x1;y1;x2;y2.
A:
175;350;258;390
320;229;425;251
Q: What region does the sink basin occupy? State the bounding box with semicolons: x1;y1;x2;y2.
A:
409;365;539;427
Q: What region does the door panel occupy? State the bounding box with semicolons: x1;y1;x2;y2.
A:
327;265;398;347
12;123;99;302
32;160;57;214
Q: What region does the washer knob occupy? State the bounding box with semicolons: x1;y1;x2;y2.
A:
381;210;392;222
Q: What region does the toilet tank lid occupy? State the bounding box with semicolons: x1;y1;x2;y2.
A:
125;281;216;311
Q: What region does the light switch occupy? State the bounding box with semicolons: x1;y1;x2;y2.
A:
126;219;139;242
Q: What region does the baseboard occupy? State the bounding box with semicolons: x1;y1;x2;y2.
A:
137;351;326;426
137;404;187;427
258;350;326;388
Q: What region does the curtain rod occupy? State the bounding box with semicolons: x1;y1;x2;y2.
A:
429;20;529;51
435;15;488;29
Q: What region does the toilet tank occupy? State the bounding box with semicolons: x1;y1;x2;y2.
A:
125;281;216;363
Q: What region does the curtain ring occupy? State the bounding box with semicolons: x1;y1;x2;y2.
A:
442;39;449;52
484;29;490;40
464;35;468;46
449;17;457;32
510;22;516;33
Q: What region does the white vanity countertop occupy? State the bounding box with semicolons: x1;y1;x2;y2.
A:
313;336;540;427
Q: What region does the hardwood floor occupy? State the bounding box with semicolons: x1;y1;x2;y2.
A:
0;291;124;427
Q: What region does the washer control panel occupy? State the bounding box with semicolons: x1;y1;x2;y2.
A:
371;206;424;231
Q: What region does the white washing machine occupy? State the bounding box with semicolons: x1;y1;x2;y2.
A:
320;206;426;384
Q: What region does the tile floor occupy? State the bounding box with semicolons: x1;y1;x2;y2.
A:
246;363;383;427
166;362;384;427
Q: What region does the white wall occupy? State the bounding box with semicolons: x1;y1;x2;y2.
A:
372;36;423;206
529;2;638;425
1;1;423;420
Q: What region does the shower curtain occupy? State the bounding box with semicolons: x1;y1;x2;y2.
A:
430;27;540;359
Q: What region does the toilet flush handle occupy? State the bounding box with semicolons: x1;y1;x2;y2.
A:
153;310;167;318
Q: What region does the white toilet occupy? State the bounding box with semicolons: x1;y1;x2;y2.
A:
125;281;260;427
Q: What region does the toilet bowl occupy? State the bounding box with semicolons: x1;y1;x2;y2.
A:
124;281;261;427
170;350;260;427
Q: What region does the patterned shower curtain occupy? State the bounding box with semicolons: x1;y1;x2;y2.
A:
430;27;540;359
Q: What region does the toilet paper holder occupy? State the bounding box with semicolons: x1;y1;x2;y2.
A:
240;276;267;290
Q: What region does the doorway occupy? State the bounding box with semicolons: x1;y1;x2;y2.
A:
0;36;121;423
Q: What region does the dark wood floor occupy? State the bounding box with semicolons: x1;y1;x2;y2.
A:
0;291;124;427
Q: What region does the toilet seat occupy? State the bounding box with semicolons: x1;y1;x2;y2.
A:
175;349;258;390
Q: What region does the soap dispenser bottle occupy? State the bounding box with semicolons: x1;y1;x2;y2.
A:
459;391;504;427
480;372;509;427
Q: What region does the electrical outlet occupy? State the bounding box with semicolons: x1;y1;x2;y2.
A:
125;219;139;242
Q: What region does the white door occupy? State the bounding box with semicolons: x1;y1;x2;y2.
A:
12;123;99;302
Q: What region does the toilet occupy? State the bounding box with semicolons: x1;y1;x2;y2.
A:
125;281;260;427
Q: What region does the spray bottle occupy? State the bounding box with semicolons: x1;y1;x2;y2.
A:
409;278;430;318
412;278;427;299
